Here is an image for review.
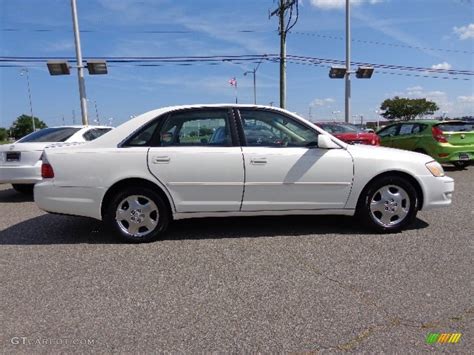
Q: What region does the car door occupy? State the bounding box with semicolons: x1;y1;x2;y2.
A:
147;108;244;213
390;123;417;150
237;108;354;211
377;124;399;147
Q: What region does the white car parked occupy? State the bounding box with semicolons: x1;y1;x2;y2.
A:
0;125;112;193
35;105;454;242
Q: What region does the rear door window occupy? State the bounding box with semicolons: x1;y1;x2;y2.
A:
399;124;415;136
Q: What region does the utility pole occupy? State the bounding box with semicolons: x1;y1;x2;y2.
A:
345;0;351;123
71;0;88;126
270;0;298;109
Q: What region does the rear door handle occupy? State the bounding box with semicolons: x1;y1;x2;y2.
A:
152;156;170;164
250;158;267;165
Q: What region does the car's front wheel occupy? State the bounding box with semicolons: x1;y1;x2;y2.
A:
357;176;419;233
104;187;170;243
12;184;34;195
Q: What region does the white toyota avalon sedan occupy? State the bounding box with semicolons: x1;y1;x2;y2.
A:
0;125;112;194
34;105;454;242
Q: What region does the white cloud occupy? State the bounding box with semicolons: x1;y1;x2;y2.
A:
310;0;384;10
458;95;474;103
392;87;474;117
311;98;335;106
406;86;423;92
453;23;474;40
431;62;452;70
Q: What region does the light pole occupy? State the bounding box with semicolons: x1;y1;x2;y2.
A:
243;57;265;105
329;0;373;123
345;0;351;123
71;0;88;126
20;68;35;131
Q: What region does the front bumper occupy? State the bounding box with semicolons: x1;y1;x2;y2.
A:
417;175;454;210
34;181;105;220
0;162;42;184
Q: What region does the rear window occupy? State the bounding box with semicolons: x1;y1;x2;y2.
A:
436;122;474;132
18;127;81;143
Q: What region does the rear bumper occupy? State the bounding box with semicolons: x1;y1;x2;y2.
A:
0;163;42;184
431;145;474;163
417;175;454;210
34;181;105;220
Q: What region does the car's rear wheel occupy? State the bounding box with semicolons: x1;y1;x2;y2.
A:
357;176;419;233
104;187;170;243
453;161;469;169
12;184;34;195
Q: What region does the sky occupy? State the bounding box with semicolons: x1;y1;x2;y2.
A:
0;0;473;128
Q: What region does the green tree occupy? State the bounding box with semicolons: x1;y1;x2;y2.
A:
9;115;47;140
380;97;439;121
199;127;213;136
0;127;8;142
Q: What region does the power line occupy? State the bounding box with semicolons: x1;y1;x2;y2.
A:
1;54;472;80
3;26;472;55
291;31;474;55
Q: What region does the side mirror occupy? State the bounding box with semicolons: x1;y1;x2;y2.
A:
318;134;340;149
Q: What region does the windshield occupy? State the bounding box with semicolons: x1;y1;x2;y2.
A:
436;122;474;132
318;123;363;134
18;127;81;143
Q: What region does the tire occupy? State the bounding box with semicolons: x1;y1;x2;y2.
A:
452;161;469;170
12;184;34;195
356;176;419;233
104;186;170;243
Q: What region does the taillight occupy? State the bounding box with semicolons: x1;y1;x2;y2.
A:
432;126;448;143
41;163;54;178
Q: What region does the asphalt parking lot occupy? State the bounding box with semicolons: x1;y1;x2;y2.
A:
1;167;472;353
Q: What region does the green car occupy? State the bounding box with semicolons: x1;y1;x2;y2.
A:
377;120;474;169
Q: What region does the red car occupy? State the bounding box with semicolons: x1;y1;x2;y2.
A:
316;122;380;146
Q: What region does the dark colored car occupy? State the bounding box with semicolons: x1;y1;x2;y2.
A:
316;122;380;146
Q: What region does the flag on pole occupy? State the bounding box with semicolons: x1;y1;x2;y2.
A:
229;77;237;87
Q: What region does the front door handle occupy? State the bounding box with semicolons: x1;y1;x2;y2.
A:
152;156;170;164
250;158;267;165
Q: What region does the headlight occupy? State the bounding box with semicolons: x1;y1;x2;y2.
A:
426;161;445;177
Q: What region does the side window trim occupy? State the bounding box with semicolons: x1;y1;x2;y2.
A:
235;108;320;147
154;108;239;148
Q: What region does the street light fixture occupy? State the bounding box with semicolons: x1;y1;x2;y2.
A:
356;66;374;79
86;60;108;75
329;66;346;79
47;60;71;76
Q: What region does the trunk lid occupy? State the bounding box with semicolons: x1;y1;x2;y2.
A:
0;142;49;166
